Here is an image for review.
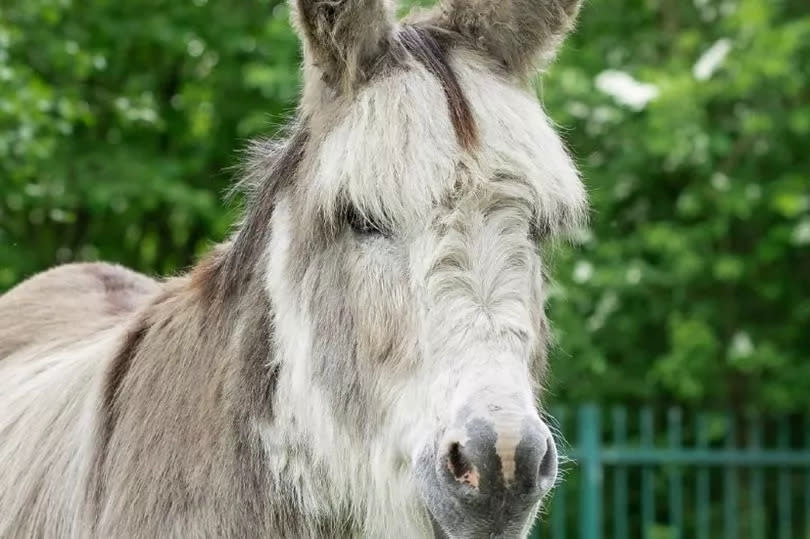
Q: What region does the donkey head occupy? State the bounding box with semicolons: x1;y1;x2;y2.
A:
265;0;586;536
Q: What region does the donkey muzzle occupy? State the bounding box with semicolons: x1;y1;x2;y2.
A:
417;413;557;538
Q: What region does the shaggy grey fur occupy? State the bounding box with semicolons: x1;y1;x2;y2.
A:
0;1;586;537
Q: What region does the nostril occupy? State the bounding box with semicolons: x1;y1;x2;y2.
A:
446;442;479;488
537;436;558;493
447;442;466;477
514;420;558;494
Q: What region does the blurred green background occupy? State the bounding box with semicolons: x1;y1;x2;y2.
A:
1;0;809;413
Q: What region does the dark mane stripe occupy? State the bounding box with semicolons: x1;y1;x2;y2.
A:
399;25;479;151
94;314;149;510
192;127;310;306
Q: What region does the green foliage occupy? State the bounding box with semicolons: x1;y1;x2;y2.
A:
0;0;299;281
1;0;808;411
541;0;810;411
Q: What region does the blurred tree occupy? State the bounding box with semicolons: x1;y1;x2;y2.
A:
1;0;299;279
540;0;810;411
1;0;808;411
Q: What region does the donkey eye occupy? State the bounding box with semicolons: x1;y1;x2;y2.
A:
345;205;386;236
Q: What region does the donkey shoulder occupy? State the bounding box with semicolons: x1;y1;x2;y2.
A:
0;262;160;360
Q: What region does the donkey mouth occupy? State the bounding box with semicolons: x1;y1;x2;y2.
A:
427;509;529;539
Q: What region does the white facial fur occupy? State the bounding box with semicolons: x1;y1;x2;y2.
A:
264;43;585;536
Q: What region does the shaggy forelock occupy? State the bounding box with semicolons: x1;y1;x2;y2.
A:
225;20;585;257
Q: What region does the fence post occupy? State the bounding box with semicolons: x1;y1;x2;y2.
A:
578;404;602;539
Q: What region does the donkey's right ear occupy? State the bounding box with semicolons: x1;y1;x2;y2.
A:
291;0;397;92
428;0;583;77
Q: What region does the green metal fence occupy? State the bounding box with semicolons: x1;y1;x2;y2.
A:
532;404;810;539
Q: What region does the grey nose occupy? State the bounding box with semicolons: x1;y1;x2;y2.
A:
418;416;557;538
442;416;557;498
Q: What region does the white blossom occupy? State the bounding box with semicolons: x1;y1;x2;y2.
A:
793;219;810;246
573;261;594;284
694;39;732;81
729;331;754;360
595;70;659;111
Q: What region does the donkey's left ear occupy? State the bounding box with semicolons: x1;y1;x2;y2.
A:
430;0;583;77
291;0;397;91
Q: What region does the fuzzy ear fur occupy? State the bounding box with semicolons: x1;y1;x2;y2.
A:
431;0;582;76
291;0;397;92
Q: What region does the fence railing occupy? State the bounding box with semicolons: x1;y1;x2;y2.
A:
531;404;810;539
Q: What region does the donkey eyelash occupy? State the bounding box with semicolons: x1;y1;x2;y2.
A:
344;204;388;237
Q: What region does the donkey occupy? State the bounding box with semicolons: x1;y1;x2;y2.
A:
0;0;586;537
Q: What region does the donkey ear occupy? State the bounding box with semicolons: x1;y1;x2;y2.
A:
291;0;397;91
432;0;582;76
